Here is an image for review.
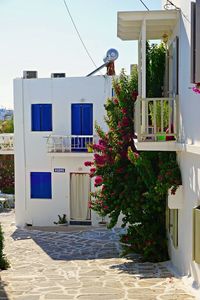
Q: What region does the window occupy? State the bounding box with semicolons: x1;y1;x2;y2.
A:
71;104;93;151
71;104;93;135
31;104;52;131
191;0;200;83
30;172;52;199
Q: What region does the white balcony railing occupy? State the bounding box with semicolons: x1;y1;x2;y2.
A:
46;135;95;153
0;133;14;152
134;97;178;142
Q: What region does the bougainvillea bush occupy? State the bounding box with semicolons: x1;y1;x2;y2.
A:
0;155;14;194
85;64;181;261
0;118;14;194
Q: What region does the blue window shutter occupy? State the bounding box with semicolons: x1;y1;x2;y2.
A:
31;172;52;199
71;104;82;135
32;104;41;131
40;104;52;131
82;104;93;135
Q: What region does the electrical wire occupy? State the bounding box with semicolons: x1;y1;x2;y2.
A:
138;0;150;11
164;0;190;23
62;0;99;70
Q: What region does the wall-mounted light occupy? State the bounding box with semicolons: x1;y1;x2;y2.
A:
162;33;169;44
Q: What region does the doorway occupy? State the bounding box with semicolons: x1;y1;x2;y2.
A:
70;173;91;224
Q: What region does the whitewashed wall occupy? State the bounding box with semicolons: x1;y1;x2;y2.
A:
14;75;112;227
164;0;200;287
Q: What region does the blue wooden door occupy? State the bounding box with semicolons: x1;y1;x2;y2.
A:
71;104;93;151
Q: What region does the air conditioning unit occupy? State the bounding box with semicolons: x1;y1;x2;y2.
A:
23;71;38;79
51;73;66;78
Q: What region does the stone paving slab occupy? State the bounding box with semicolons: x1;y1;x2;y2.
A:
0;211;198;300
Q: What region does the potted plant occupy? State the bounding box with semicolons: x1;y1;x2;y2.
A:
54;214;68;226
149;100;170;141
98;216;107;226
86;143;93;153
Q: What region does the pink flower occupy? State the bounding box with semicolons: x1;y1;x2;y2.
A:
93;144;106;152
171;187;176;195
133;152;139;159
102;185;106;191
132;90;138;99
90;167;96;173
116;167;124;173
94;154;107;166
192;83;200;94
94;176;103;186
84;161;93;167
121;116;129;127
99;139;107;147
104;205;109;210
113;98;119;105
121;108;127;114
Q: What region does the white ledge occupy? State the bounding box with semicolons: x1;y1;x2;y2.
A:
0;150;14;155
47;152;94;158
134;140;200;155
134;140;179;151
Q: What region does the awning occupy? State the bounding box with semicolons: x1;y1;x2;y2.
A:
117;10;180;41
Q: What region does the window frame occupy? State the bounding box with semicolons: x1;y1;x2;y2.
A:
30;172;52;199
191;0;200;84
31;104;52;132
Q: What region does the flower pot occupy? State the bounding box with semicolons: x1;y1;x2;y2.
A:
55;223;68;226
98;221;107;226
156;134;166;141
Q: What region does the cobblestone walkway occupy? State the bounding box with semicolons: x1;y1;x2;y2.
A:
0;211;197;300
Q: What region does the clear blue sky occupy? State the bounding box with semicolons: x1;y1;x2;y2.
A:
0;0;161;108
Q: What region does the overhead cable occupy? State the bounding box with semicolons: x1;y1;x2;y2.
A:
138;0;150;11
164;0;190;23
62;0;99;70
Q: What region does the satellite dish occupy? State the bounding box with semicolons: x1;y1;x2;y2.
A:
103;48;119;64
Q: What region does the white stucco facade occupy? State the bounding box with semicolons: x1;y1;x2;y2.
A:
14;75;112;227
167;0;200;286
118;0;200;289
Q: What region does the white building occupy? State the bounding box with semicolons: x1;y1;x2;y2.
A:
0;108;13;121
14;74;112;227
117;0;200;288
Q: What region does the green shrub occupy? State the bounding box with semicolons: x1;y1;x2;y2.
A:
85;57;181;262
0;224;9;270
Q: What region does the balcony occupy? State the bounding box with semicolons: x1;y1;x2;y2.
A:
46;135;96;157
0;134;14;155
134;97;179;151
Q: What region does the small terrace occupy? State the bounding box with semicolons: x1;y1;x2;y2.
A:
117;9;180;151
45;135;96;156
0;133;14;155
134;96;179;151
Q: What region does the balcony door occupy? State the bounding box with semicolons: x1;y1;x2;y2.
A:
71;104;93;151
70;173;91;222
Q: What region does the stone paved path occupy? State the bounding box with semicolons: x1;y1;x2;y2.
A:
0;211;197;300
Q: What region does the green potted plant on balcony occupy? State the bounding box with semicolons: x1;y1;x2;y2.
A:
86;143;93;153
149;100;170;141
